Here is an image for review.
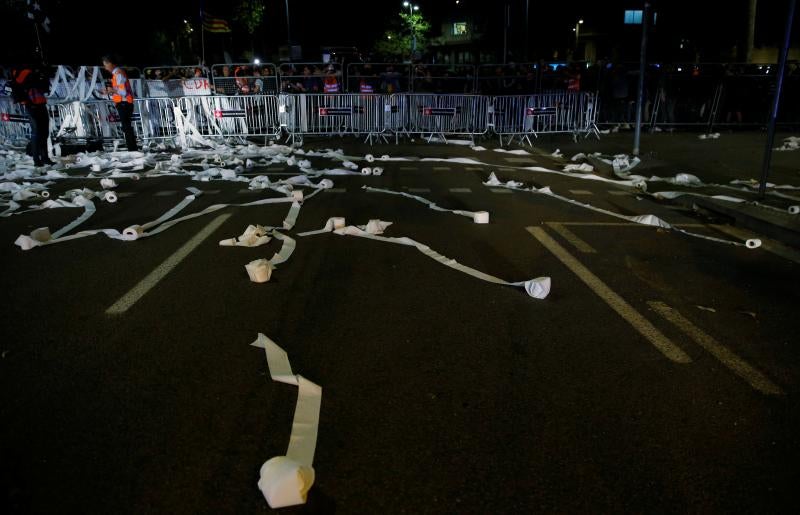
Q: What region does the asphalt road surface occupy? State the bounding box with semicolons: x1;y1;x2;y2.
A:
1;138;799;514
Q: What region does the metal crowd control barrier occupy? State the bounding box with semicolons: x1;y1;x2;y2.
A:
476;63;540;95
278;62;342;94
411;64;477;94
0;97;31;143
345;63;412;93
178;95;281;143
137;98;179;142
281;93;389;144
398;94;489;142
491;92;600;145
52;100;144;146
210;63;279;96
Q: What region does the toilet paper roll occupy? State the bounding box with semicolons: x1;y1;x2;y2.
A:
372;167;383;176
91;163;102;172
292;190;304;201
789;205;799;215
332;217;346;230
258;456;315;509
123;225;144;240
245;258;274;283
380;154;390;160
102;191;118;203
30;227;52;243
40;190;50;198
100;178;117;189
319;179;333;189
361;167;372;175
745;239;761;249
365;154;375;163
473;211;490;224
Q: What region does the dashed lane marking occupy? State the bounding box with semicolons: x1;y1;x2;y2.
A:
526;226;691;363
545;222;597;253
649;301;784;395
106;214;232;316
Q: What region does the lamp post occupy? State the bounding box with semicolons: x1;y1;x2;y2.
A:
403;1;420;55
574;18;584;53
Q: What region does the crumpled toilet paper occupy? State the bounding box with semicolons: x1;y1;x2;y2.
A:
221;225;272;247
245;258;274;282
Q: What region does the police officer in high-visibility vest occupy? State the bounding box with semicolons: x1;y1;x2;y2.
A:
102;56;138;151
11;67;53;167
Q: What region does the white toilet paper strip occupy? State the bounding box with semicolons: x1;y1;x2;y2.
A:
362;186;477;220
251;333;321;509
484;174;761;249
301;218;551;299
283;201;302;231
269;231;296;266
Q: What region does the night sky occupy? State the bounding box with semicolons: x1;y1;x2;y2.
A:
0;0;795;66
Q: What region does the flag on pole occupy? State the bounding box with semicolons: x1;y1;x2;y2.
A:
27;0;51;33
202;12;232;33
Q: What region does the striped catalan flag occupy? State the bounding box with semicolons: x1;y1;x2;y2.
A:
202;12;232;33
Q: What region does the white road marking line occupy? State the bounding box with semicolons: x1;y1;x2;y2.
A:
449;187;472;193
106;214;232;316
569;190;594;195
465;167;483;171
545;222;597;253
556;221;707;228
325;188;346;193
154;190;177;196
648;301;784;395
433;166;450;171
490;188;513;194
526;226;691;363
712;224;800;264
408;187;431;193
117;192;135;198
608;190;629;196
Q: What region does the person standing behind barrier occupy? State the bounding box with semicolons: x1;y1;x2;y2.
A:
11;66;53;167
102;56;138;151
323;66;340;93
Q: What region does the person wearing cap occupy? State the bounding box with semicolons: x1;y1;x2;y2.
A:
102;56;138;151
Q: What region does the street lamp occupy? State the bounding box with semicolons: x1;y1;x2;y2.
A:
575;18;584;48
402;2;420;55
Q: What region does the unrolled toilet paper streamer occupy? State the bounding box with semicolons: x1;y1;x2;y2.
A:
362;186;479;221
300;218;551;299
483;174;762;249
251;333;322;509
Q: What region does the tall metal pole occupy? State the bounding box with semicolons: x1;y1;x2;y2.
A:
503;3;509;64
746;0;758;63
33;23;45;63
525;0;529;62
758;0;796;198
285;0;292;46
632;1;650;157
